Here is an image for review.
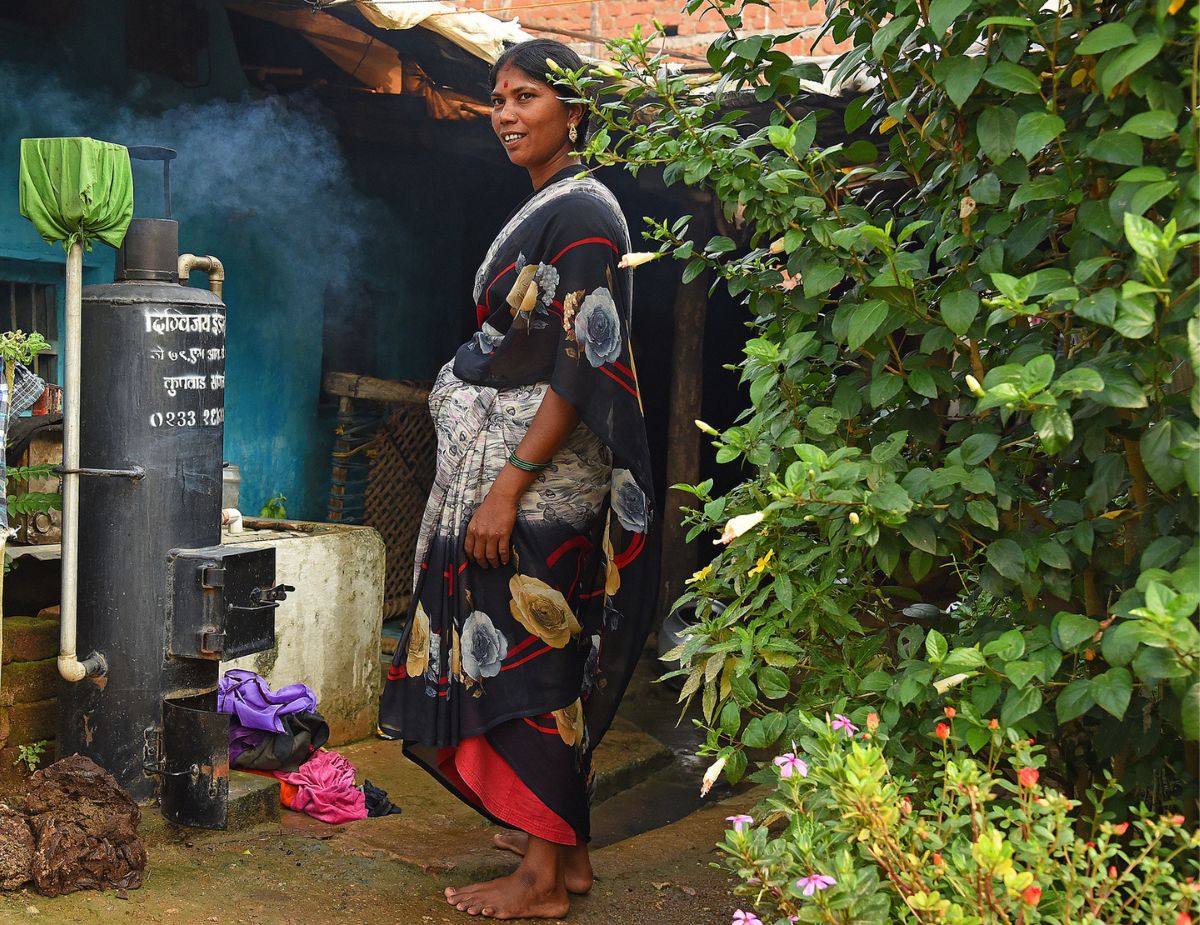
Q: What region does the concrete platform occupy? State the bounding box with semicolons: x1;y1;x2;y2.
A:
139;771;281;841
1;730;757;925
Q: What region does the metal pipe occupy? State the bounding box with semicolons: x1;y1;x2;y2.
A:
59;241;105;683
178;254;224;299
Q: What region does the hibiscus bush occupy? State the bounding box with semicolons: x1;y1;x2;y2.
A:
560;0;1199;807
720;711;1199;924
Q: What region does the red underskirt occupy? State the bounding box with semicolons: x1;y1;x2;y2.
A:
437;735;577;846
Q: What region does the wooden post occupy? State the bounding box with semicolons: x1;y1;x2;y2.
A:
657;211;711;622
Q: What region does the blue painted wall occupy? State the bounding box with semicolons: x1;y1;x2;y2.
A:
0;2;474;520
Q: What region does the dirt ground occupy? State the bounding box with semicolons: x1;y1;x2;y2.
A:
0;737;751;925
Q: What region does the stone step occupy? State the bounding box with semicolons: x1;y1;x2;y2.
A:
140;771;281;842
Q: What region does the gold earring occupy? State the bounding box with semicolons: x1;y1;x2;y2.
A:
568;124;578;143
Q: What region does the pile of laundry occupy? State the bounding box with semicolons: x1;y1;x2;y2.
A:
217;669;400;824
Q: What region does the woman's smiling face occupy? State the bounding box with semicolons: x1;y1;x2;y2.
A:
491;63;579;180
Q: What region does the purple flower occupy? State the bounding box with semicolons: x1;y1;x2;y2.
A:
796;873;837;896
773;752;809;779
725;814;754;833
731;911;762;925
831;714;858;736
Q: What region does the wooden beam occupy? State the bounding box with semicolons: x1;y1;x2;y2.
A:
322;371;429;405
657;209;711;622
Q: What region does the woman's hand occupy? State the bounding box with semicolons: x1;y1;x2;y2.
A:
465;488;519;568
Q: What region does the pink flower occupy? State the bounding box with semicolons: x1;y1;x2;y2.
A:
726;814;754;834
732;911;762;925
1018;767;1039;789
773;753;809;779
796;873;837;896
831;714;858;736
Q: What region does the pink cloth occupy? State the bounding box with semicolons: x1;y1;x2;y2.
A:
276;750;367;824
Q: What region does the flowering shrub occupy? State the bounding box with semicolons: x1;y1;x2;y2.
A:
719;712;1199;924
560;0;1199;805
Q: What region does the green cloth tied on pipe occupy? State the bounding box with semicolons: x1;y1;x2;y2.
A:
19;137;134;251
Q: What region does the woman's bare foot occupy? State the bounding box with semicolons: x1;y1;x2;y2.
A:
446;836;570;919
493;830;594;894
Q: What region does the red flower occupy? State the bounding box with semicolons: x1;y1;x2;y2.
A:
1171;814;1186;825
988;718;999;729
1112;822;1129;836
1018;767;1039;788
866;712;880;732
932;852;944;866
1109;865;1119;879
1176;912;1192;925
1022;885;1042;906
943;706;956;719
935;723;950;740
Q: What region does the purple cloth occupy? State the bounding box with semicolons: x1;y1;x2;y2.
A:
217;669;317;733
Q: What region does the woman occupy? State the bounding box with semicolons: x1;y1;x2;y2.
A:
378;39;657;920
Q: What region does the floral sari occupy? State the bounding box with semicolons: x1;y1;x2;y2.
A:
378;167;656;845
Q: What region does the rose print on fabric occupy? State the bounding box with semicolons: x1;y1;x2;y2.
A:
573;287;622;367
582;634;601;694
405;602;431;677
554;698;585;747
450;626;462;681
533;263;559;308
610;468;648;533
461;611;508;680
509;574;582;648
561;290;583;339
425;632;442;682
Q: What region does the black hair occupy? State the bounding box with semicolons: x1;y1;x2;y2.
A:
489;39;590;139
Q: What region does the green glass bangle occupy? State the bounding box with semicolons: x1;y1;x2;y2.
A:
508;450;551;473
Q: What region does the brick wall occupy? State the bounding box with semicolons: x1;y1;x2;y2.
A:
464;1;845;61
0;609;60;791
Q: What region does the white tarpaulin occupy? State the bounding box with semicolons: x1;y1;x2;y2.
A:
327;1;532;63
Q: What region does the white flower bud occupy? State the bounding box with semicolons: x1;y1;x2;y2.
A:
618;252;661;269
715;511;767;545
965;375;985;397
700;755;727;796
694;419;719;436
848;511;860;525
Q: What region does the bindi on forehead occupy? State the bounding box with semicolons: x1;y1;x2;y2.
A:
503;80;508;88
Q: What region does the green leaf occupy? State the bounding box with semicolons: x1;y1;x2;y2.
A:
943;647;986;671
1052;611;1100;650
1052;367;1105;394
935;56;987;108
967;499;999;530
859;670;893;693
960;433;1000;465
1113;297;1155;339
847;299;890;350
1085;131;1143;166
803;261;845;298
909;550;933;582
1121;110;1178;139
1011;175;1067;208
872;14;915;56
928;0;970;35
987;539;1025;580
1094;370;1148;408
926;628;948;663
1005;660;1041;689
1140;420;1185;491
964;726;991;753
1097;33;1164;97
1015;112;1065;161
941;289;979;334
1182;683;1199;740
1123;213;1161;259
1032;406;1073;453
908;366;938;399
758;666;792;700
806;406;841;435
1101;620;1143;667
977;107;1017;162
1020;354;1056;393
1076;22;1136;55
901;518;938;554
869;481;913;515
1001;684;1042;726
1056;679;1096;723
870;372;904;407
1073;290;1117;326
983;61;1042;94
1091;667;1133;719
741;717;770;748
